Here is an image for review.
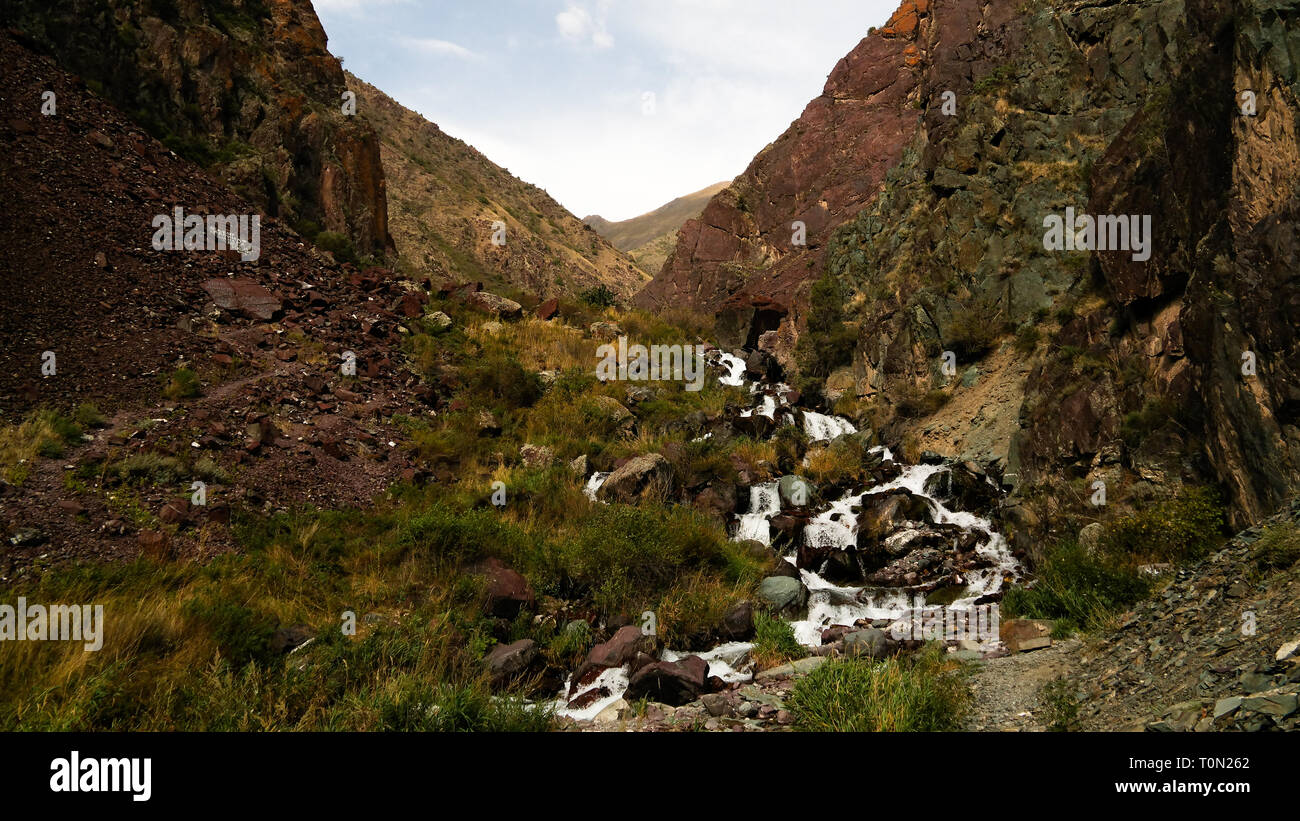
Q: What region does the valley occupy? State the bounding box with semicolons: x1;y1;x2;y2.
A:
0;0;1298;740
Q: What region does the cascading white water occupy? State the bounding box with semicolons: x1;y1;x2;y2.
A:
802;410;856;441
584;472;609;502
735;482;781;545
557;347;1019;720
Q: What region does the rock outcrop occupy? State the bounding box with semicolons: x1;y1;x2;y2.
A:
2;0;392;256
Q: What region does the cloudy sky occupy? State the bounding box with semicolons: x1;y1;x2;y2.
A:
314;0;899;221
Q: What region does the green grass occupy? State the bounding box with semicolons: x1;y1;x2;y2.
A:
1251;520;1300;571
1004;488;1226;632
751;610;803;667
787;643;969;732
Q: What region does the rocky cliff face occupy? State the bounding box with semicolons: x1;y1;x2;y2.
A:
2;0;392;256
640;0;1300;531
633;0;932;346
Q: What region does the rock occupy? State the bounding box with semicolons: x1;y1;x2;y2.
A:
590;395;635;432
701;692;731;717
475;558;535;618
842;628;888;659
921;464;999;515
271;624;314;655
626;655;709;705
519;443;554;469
467;291;523;319
569;454;589;477
485;639;538;680
756;656;826;680
1240;691;1298;718
586;625;657;668
1078;522;1105;554
476;410;501;436
8;527;47;546
777;474;815;508
1276;637;1300;662
721;600;755;640
589;321;624;340
428;311;453;330
1000;618;1054;653
137;529;171;559
536;297;560;320
756;576;808;614
597;453;673;504
202;278;281;320
594;699;629;723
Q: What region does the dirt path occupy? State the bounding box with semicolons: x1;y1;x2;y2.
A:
962;639;1081;731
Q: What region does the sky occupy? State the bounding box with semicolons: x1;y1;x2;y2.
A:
313;0;899;222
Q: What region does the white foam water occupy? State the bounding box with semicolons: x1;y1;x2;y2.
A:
735;482;780;545
584;472;609;502
802;410;856;441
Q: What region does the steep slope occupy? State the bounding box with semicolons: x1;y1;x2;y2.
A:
584;181;729;274
0;31;431;568
0;0;392;257
348;74;649;300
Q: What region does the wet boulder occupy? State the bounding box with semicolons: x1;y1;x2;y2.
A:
855;491;934;548
625;655;710;705
757;575;808;614
922;463;1000;515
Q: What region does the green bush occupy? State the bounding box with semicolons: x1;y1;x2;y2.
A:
163;368;201;401
1100;487;1225;563
315;231;359;265
787;643;969;732
1251;521;1300;571
1002;541;1151;632
1041;676;1081;731
578;285;617;308
752;611;802;666
795;270;856;379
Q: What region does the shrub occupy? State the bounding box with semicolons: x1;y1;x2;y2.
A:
945;303;1001;361
787;643;969;731
578;285;616;308
1251;521;1300;571
1041;676;1081;731
1099;487;1225;563
1002;541;1151;632
314;231;359;265
163;368;201;401
751;611;802;667
795;270;856;378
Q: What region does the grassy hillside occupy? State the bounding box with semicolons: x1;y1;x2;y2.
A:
585;182;728;274
349;73;649;300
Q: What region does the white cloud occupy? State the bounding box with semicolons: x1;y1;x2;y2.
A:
399;37;479;60
556;2;614;49
312;0;411;14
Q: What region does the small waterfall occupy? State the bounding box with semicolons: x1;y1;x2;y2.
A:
802;410;856;441
735;482;780;545
583;472;609;502
716;352;747;387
